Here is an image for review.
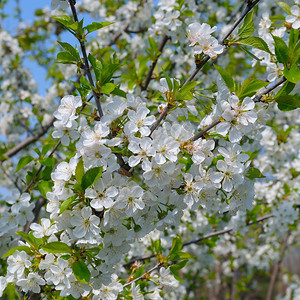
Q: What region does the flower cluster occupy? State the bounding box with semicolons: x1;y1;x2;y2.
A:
187;22;224;58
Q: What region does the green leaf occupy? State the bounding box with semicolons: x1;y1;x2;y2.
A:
2;246;31;258
101;82;115;94
180;81;199;95
274;81;295;99
81;166;103;190
40;157;56;168
15;231;40;249
276;95;300;111
42;241;72;254
170;260;188;283
75;158;84;185
57;41;80;61
56;51;78;64
85;21;113;33
111;87;127;98
100;63;120;85
273;36;289;64
60;195;77;214
245;167;265;179
168;237;183;261
289;28;299;50
214;64;235;92
88;54;101;80
235;37;271;54
237;10;254;39
5;283;16;300
276;1;291;14
72;260;91;284
283;64;300;84
52;15;73;27
16;155;34;172
238;78;269;100
80;76;90;90
37;180;53;198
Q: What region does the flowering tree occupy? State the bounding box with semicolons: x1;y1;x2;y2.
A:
0;0;299;298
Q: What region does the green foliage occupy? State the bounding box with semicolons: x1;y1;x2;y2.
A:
72;260;91;284
81;166;103;190
214;64;236;92
41;241;72;254
245;167;265;179
85;21;114;34
276;95;300;111
2;246;31;258
15;155;35;172
235;37;271;54
237;77;269;100
237;10;255;39
273;36;289;64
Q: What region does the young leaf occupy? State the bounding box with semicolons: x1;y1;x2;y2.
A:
56;51;78;64
2;246;31;258
101;82;115;94
15;155;34;172
170;260;188;283
75;158;84;185
88;54;101;80
85;21;113;33
214;64;235;92
72;260;91;284
37;180;53;198
15;231;40;249
273;36;289;64
168;237;183;261
276;1;291;14
237;10;254;39
41;241;72;254
276;95;300;111
81;166;103;190
245;167;265;179
52;15;73;27
283;64;300;84
57;41;80;61
274;81;295;99
235;37;271;54
60;195;77;214
238;78;269;100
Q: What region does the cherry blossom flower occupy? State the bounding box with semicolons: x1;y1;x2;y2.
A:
53;95;82;128
30;218;57;238
16;273;45;293
70;207;100;239
286;5;300;29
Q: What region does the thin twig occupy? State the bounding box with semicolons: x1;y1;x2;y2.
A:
68;0;104;118
124;213;274;267
254;76;286;102
1;116;55;161
123;263;162;288
189;75;286;142
266;231;290;300
141;35;170;91
151;0;261;134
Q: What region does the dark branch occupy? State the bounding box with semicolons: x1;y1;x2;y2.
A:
68;0;104;118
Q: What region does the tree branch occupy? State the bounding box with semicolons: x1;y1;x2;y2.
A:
266;231;290;300
254;76;286;102
190;75;286;142
124;213;274;267
123;263;162;288
151;0;261;134
68;0;104;119
141;35;170;91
